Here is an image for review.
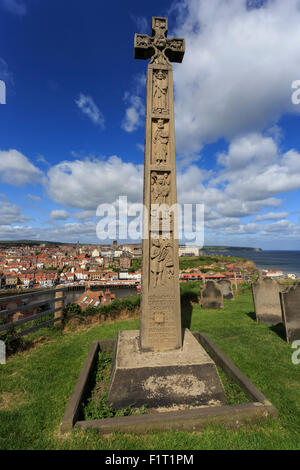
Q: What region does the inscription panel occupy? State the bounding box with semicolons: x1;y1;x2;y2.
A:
147;301;177;348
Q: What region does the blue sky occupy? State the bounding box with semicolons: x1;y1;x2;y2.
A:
1;0;300;249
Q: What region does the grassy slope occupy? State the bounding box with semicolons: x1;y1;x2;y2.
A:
0;286;299;450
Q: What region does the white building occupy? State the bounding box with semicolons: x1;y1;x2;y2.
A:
74;271;89;280
264;270;284;279
91;249;100;258
119;270;141;281
179;245;199;257
113;251;123;258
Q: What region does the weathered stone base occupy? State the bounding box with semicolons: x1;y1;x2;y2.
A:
60;333;277;434
107;329;226;409
256;313;283;325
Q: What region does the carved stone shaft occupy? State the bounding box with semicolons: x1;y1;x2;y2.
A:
135;17;185;352
106;18;226;411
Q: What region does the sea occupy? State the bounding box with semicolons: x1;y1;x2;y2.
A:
206;250;300;277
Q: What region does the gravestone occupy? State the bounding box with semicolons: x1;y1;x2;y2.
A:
201;280;224;309
252;277;283;324
280;282;300;343
108;17;226;409
218;279;234;300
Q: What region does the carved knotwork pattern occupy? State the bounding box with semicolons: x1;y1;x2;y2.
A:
134;17;185;65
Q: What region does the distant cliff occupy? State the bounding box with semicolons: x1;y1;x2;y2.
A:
202;246;262;252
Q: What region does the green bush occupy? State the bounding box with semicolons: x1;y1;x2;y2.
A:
63;294;140;322
238;281;252;294
0;325;26;355
179;255;247;270
63;303;82;320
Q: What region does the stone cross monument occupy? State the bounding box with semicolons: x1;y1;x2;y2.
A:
135;17;185;352
108;17;225;409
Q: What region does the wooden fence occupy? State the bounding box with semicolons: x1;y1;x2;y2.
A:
0;287;67;338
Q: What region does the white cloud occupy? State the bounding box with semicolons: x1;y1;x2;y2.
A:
50;210;69;220
136;143;144;152
47;156;144;210
0;149;43;186
205;217;240;230
225;223;260;235
262;219;294;233
216;133;300;202
0;196;30;225
27;194;41;202
172;0;300;155
72;210;95;221
0;221;98;243
43;142;300;243
121;93;145;133
130;14;149;33
217;133;278;171
254;211;289;222
1;0;26;16
36;155;49;165
0;58;13;86
216;198;282;219
75;94;105;128
48;222;96;238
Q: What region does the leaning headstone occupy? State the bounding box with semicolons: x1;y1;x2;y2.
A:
201;280;224;309
280;282;300;343
218;280;234;300
108;16;226;409
252;277;283;324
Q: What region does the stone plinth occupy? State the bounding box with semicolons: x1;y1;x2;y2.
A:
108;329;226;409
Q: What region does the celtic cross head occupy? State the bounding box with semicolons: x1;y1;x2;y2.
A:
134;17;185;65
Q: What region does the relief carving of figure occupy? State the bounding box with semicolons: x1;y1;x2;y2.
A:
150;239;174;287
153;70;168;114
153;119;169;165
151;172;170;204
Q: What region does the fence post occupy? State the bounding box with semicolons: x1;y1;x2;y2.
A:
234;272;238;291
55;287;65;326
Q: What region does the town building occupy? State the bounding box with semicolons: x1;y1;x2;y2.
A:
75;289;116;311
120;252;132;269
179;245;199;257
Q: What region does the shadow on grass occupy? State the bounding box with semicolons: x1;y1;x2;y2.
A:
270;323;287;342
246;311;256;321
181;291;200;329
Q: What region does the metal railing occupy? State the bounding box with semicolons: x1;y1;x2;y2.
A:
0;287;67;338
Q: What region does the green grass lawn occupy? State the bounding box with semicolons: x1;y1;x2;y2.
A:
0;285;299;450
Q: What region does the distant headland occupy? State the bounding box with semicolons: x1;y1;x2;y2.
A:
201;246;262;252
